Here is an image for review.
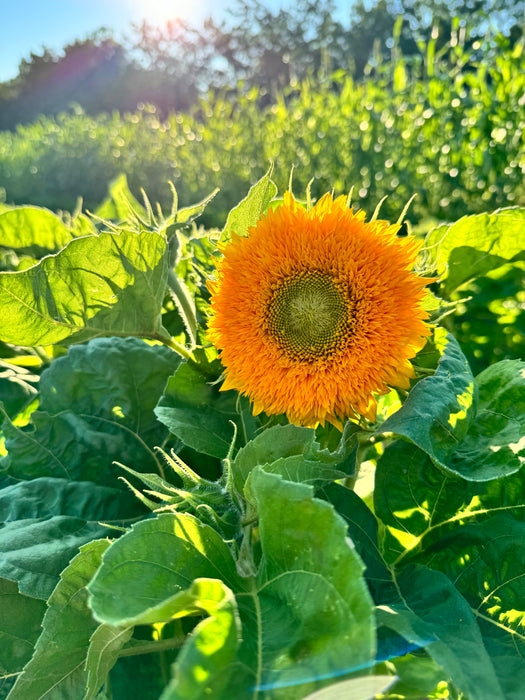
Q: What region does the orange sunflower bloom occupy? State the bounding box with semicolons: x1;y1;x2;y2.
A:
207;192;432;427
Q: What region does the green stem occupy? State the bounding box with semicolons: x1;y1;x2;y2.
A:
167;269;198;345
153;331;194;361
118;636;186;658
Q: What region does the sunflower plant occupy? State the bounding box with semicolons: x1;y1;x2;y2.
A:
0;170;523;700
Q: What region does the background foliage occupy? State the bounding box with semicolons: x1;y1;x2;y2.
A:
0;0;524;226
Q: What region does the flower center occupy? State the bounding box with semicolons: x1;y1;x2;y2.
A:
265;270;353;361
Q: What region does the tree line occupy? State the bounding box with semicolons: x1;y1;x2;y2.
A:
0;0;523;130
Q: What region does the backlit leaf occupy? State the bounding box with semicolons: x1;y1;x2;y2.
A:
0;229;170;347
221;165;278;243
0;207;75;258
424;207;525;295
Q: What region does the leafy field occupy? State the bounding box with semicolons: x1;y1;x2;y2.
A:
0;33;524;227
0;169;523;699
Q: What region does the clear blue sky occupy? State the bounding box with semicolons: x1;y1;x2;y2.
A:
0;0;349;82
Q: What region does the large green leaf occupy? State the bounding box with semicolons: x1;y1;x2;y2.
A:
320;482;397;606
374;439;525;565
449;359;525;479
0;579;46;677
377;565;506;700
89;470;375;699
424;207;525;295
155;360;258;459
242;468;375;698
0;477;144;599
231;423;358;497
417;518;525;700
221;166;278;243
374;441;525;697
380;332;524;480
158;579;241;700
0;229;170;347
6;539;110;700
379;329;477;476
2;338;180;484
88;512;243;626
0;207;75;258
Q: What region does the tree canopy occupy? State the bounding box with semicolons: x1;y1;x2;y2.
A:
0;0;523;129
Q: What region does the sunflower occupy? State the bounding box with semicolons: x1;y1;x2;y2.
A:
207;192;432;427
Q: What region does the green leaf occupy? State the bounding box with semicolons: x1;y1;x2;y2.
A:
0;207;75;258
374;443;525;697
7;539;110;700
409;516;525;700
424;207;525;295
379;329;479;478
221;165;278;243
0;364;37;418
0;578;46;676
0;229;170;347
375;439;525;563
302;675;396;700
320;483;397;605
88;512;243;626
155;361;250;459
94;174;147;221
83;625;134;700
2;338;179;484
231;423;358;497
158;579;240;700
450;359;525;480
377;565;506;700
382;346;524;481
0;477;144;599
243;468;375;696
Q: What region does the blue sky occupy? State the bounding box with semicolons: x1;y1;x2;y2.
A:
1;0;332;82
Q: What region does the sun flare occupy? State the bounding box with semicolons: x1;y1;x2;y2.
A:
127;0;203;25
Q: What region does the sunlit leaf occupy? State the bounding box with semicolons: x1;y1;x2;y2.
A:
88;512;243;626
379;329;478;477
0;229;170;347
94;174;147;221
0;207;76;258
381;331;524;480
424;207;525;295
242;468;375;698
221;165;278;243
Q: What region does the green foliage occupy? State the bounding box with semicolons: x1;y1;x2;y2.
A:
0;176;523;699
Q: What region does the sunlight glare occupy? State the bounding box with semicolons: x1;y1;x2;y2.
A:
127;0;204;25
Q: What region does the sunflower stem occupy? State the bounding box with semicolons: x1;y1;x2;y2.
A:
167;269;198;346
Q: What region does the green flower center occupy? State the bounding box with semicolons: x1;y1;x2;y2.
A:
265;270;354;361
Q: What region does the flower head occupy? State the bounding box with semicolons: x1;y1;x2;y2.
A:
207;192;432;427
